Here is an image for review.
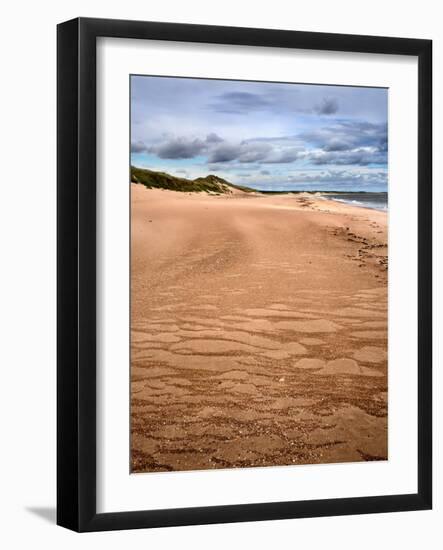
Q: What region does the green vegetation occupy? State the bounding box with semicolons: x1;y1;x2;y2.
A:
131;166;257;194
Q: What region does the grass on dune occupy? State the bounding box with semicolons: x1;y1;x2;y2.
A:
131;166;257;194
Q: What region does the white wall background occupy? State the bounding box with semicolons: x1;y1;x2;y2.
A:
0;1;440;548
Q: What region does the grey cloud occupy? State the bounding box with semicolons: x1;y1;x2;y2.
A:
205;132;224;143
315;97;339;115
288;169;387;186
254;168;387;191
210;91;269;114
308;149;386;166
212;166;386;191
150;137;207;159
144;118;386;168
131;141;147;153
300;120;387;163
323;139;351;152
264;148;300;164
208;144;239;162
208;142;271;163
208;141;299;164
378;135;388;152
238;143;273;163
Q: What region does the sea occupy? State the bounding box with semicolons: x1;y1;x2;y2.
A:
324;192;388;212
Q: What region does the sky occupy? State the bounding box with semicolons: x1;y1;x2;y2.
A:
131;75;388;192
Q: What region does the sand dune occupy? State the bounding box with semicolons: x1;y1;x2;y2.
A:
130;185;388;472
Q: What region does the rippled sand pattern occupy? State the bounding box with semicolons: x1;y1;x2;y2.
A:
131;187;388;472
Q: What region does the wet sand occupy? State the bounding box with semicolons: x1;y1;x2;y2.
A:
130;184;388;472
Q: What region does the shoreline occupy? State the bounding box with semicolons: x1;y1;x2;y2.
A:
319;195;387;213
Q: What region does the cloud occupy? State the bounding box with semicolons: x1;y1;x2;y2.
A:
300;120;387;163
141;121;387;168
224;165;387;192
307;148;386;166
378;134;388;152
136;117;386;169
253;168;388;191
264;148;300;164
288;168;387;186
208;143;240;162
238;143;273;163
207;141;301;164
208;142;270;163
260;170;270;175
149;137;207;159
205;132;224;143
323;139;351;152
131;141;147;153
210;91;270;114
315;97;339;115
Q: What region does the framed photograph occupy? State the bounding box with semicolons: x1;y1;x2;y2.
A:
57;17;432;532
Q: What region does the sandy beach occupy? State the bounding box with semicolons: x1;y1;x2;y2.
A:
130;184;388;472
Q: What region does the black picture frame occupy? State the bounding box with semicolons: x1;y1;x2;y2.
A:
57;17;432;532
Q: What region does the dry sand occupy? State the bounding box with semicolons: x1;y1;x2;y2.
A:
130;184;388;472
